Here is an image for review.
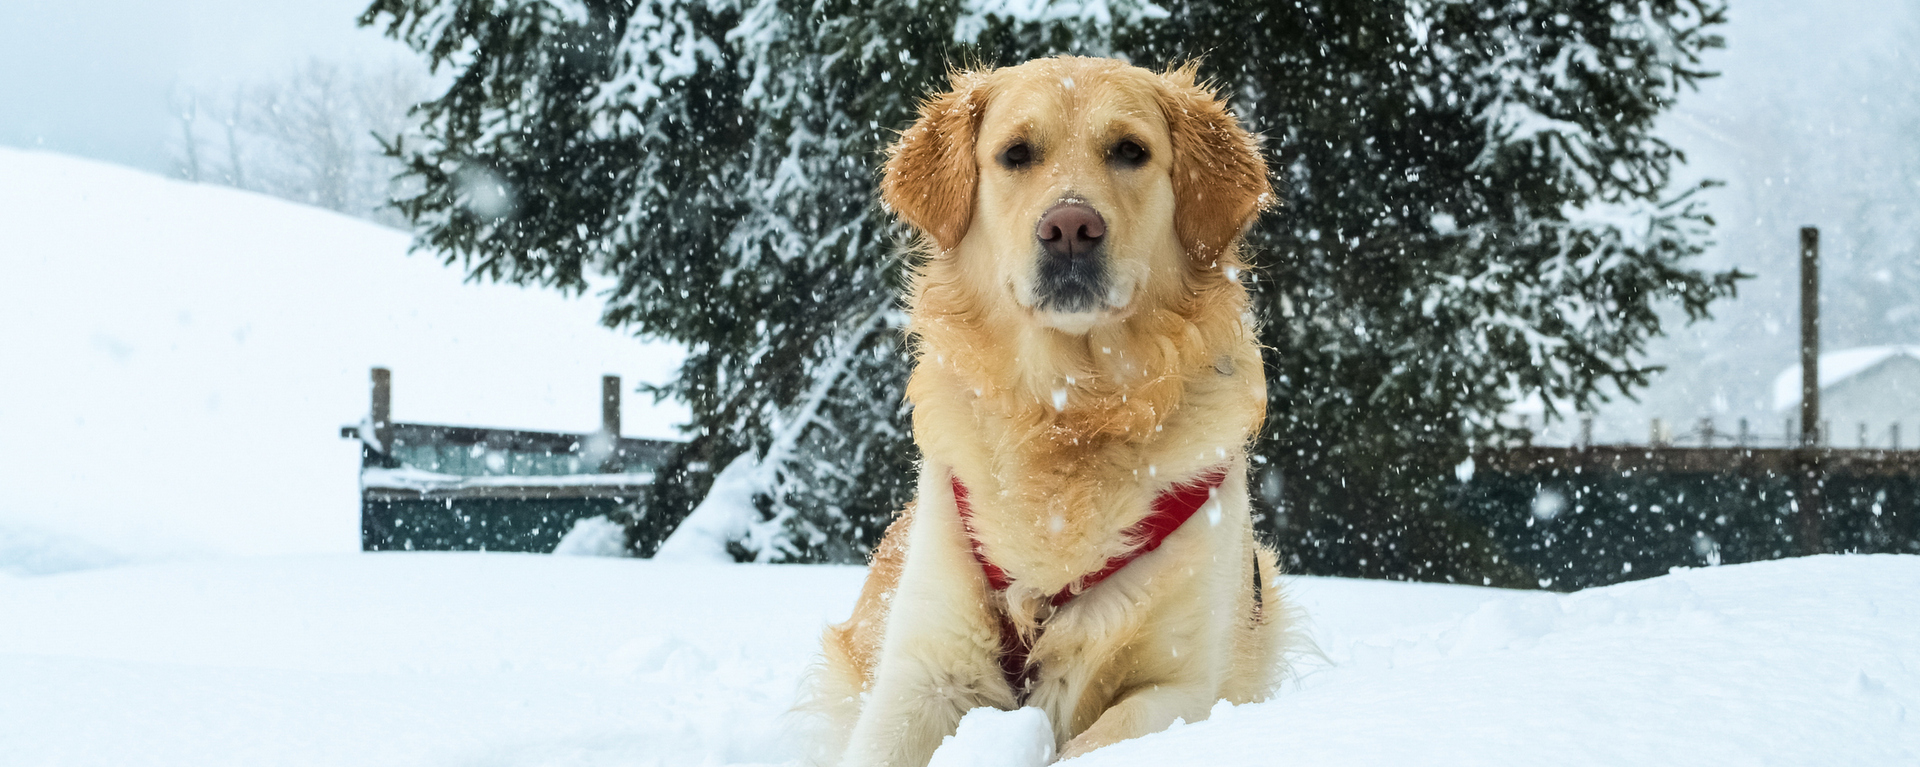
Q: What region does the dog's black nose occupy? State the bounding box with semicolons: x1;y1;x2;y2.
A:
1036;203;1106;259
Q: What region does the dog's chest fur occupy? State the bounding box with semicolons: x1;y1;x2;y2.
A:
906;312;1264;600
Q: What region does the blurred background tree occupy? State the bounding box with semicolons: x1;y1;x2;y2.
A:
171;59;426;226
361;0;1740;584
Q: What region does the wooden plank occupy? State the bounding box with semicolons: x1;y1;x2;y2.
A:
371;367;393;451
363;483;655;501
387;422;675;461
1800;226;1824;553
602;375;622;437
1800;226;1821;447
1481;445;1920;477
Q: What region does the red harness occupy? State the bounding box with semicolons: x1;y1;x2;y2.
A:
950;467;1229;700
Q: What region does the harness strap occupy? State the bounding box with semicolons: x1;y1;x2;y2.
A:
950;466;1229;701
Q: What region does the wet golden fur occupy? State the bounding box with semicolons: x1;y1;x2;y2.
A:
806;57;1292;766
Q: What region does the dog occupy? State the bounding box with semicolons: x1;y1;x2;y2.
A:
806;56;1290;766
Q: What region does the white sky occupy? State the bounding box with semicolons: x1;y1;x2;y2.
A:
1;0;413;172
5;0;1904;180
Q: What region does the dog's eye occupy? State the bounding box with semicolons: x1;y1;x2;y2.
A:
998;142;1034;170
1110;139;1149;168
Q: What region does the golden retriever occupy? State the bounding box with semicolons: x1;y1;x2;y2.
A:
806;56;1290;766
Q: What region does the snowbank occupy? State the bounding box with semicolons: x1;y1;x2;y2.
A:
0;149;686;565
1089;555;1920;767
0;554;863;767
0;553;1912;765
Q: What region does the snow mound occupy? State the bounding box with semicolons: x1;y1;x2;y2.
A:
1081;555;1920;767
0;149;686;567
653;454;762;562
928;707;1054;767
0;553;1912;765
551;515;630;557
0;521;129;577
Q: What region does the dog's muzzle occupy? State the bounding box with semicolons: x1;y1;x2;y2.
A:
1032;200;1109;313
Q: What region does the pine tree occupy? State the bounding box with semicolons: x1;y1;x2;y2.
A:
363;0;1740;580
1128;0;1740;584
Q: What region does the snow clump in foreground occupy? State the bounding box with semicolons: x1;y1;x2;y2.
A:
927;707;1055;767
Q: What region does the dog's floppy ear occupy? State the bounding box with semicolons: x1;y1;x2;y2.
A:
1155;64;1272;260
882;71;989;251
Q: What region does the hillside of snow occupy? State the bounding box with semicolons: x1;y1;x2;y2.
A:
0;149;686;571
0;553;1912;766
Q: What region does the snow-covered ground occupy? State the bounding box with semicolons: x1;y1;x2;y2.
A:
2;553;1913;766
0;149;686;571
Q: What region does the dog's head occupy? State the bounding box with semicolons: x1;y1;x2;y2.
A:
884;57;1270;336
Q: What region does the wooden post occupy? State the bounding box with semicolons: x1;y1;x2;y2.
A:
1894;423;1903;451
1579;415;1594;450
601;375;622;437
1699;418;1716;448
1797;226;1824;554
1738;418;1751;448
1800;227;1821;447
371;367;393;452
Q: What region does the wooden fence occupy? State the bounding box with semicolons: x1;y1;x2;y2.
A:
1446;227;1920;588
1457;442;1920;590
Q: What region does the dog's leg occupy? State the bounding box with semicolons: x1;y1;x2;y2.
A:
1054;683;1215;760
839;474;1014;767
840;647;1006;767
839;586;1011;767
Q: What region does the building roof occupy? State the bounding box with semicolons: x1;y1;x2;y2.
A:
1771;345;1920;411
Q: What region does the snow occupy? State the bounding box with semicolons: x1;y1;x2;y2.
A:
0;149;687;567
0;554;860;767
953;0;1170;44
1;552;1913;765
928;707;1055;767
360;467;658;491
0;521;126;578
551;516;631;557
1096;556;1920;766
653;453;766;563
1770;345;1920;411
